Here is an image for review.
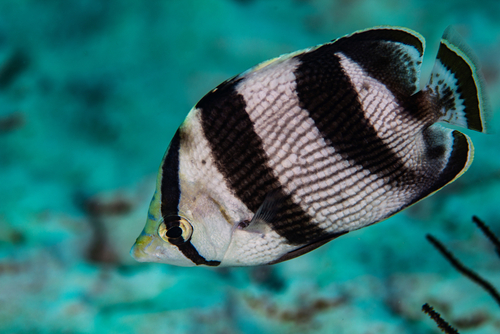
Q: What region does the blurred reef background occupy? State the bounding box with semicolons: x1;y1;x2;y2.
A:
1;1;500;333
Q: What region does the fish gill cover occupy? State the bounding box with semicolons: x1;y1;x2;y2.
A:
0;0;499;333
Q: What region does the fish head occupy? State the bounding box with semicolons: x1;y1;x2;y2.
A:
130;134;239;267
130;184;237;268
130;110;304;267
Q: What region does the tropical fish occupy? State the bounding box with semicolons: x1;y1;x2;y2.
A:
131;26;489;267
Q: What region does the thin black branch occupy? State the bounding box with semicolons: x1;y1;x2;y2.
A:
422;303;460;334
426;234;500;307
472;216;500;258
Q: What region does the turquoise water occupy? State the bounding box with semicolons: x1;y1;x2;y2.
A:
1;1;499;333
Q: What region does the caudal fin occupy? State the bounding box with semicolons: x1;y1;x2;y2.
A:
426;27;490;133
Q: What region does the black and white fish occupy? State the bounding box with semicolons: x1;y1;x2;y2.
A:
131;26;489;267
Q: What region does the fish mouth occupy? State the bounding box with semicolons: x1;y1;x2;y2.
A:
130;232;154;262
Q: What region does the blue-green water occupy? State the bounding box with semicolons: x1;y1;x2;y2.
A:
1;1;499;333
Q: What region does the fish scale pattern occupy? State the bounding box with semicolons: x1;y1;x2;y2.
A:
236;41;459;235
238;56;399;233
336;54;435;177
197;76;328;245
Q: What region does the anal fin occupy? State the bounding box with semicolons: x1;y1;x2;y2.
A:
416;125;474;204
267;231;348;265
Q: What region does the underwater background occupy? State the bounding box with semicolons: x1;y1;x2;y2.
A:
1;0;499;333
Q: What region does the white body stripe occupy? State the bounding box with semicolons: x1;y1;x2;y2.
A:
179;110;252;224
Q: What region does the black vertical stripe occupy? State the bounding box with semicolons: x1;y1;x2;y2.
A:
197;78;330;245
160;129;220;266
160;129;182;216
294;46;414;187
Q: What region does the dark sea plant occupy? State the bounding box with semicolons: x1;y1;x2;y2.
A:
423;216;500;333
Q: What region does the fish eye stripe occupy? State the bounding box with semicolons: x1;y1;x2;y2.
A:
158;215;219;265
160;129;182;216
177;241;221;266
163;215;180;225
158;131;220;265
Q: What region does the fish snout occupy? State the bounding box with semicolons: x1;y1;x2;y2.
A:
130;234;153;262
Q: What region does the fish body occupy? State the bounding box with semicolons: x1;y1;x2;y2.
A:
131;27;489;267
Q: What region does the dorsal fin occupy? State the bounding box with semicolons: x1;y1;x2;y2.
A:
426;26;490;133
328;26;425;97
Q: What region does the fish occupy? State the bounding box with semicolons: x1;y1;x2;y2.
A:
131;26;489;267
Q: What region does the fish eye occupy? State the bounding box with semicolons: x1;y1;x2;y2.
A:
158;216;193;245
166;226;182;238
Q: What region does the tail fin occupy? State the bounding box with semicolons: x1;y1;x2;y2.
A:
426;27;490;133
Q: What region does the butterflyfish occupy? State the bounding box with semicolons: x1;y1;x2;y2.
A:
131;27;489;267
